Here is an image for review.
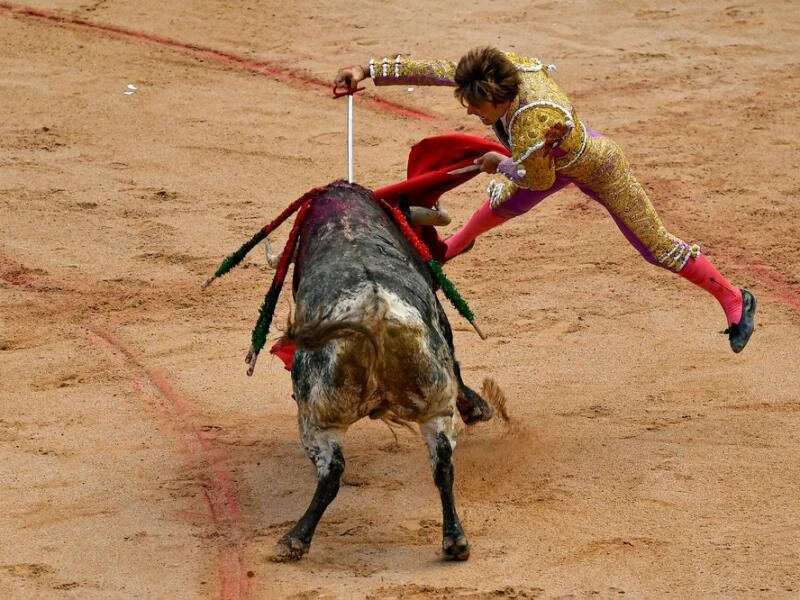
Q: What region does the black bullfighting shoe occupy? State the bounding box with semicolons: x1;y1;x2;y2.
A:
725;288;757;353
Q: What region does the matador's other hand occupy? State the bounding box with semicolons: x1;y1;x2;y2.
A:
334;65;370;89
545;122;570;146
473;151;505;174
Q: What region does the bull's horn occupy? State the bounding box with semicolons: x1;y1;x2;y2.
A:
408;206;452;226
264;239;280;268
265;238;300;269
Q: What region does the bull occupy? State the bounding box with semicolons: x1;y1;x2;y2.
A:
272;180;491;562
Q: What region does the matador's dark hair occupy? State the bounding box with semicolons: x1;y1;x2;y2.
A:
454;46;521;106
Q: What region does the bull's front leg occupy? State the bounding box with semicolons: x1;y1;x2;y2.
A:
421;417;470;561
273;423;346;562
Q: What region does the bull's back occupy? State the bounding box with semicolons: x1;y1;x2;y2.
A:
294;182;434;310
290;182;457;425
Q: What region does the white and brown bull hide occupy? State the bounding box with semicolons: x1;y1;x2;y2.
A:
272;180;490;562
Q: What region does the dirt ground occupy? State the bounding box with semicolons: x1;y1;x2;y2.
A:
2;1;799;598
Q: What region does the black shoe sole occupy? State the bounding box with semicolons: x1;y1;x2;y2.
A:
728;288;757;353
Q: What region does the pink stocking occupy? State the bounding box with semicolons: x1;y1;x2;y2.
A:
444;199;509;261
678;255;743;325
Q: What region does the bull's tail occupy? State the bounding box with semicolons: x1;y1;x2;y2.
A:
283;308;380;355
282;297;387;403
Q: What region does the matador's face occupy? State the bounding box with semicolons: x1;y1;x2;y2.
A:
465;99;511;126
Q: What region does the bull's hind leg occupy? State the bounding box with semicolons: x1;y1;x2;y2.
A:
456;374;494;424
420;416;470;561
273;420;346;561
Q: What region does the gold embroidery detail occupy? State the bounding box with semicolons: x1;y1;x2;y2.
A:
560;135;696;271
371;56;457;85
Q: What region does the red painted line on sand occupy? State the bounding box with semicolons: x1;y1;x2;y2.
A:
742;260;800;313
0;1;444;126
87;325;250;600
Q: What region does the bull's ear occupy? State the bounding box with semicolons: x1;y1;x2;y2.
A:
397;193;412;225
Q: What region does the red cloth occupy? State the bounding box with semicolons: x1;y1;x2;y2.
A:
374;133;509;209
269;338;297;371
269;133;509;371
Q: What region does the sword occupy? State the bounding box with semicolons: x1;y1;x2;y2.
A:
332;84;365;183
347;94;354;183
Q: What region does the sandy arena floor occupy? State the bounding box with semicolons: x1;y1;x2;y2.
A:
2;1;799;598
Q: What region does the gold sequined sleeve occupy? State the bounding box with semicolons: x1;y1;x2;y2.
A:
370;55;457;87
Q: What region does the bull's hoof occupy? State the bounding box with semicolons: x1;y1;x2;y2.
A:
442;535;471;561
272;535;309;562
456;392;494;425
